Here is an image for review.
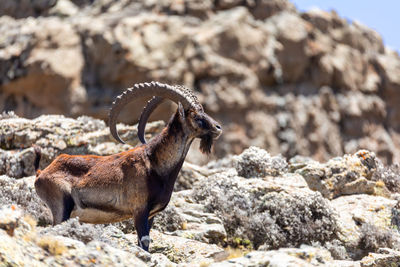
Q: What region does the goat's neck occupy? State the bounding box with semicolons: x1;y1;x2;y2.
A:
147;113;193;179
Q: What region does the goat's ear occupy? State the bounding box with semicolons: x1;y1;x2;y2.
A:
178;102;185;118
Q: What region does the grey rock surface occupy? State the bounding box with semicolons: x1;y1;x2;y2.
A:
211;246;334;267
295;150;391;199
192;167;340;250
0;175;51;225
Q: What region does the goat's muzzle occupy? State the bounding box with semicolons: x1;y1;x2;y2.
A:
211;124;222;139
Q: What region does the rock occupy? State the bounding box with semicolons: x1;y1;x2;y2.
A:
0;0;57;18
303;8;384;54
39;218;107;244
360;248;400;267
48;0;79;17
175;162;210;191
212;243;400;266
330;45;366;91
0;206;24;236
0;206;149;266
1;233;148;266
0;16;85;118
147;230;224;265
337;92;386;137
331;194;400;259
211;246;333;266
276;89;343;161
391;200;400;229
372;51;400;133
0;175;51;225
114;190;227;246
331;21;384;54
301;8;344;33
372;161;400;194
108;226;224;265
266;12;311;83
296;150;391;199
167;190;227;245
248;0;296;21
232;146;288;178
192;166;339;249
0;201;223;266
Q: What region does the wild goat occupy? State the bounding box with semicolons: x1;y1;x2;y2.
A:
34;82;222;251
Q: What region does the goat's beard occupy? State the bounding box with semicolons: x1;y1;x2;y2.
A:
199;134;213;154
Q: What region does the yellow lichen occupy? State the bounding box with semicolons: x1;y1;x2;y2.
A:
37;236;67;256
181;221;187;230
231;237;253;249
23;215;37;229
375;180;385;188
224;247;248;260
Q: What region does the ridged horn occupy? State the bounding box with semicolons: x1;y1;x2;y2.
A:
138;96;164;144
109;81;201;144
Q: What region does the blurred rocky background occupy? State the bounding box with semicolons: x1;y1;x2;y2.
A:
1;0;400;266
1;0;400;165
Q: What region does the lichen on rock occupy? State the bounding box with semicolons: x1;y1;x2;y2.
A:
295;150;391;199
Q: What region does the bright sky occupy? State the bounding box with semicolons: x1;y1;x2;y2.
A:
291;0;400;52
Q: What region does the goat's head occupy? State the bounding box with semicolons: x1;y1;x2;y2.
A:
108;82;222;154
181;105;221;154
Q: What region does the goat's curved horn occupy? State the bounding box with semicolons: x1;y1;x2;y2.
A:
109;81;200;144
138;96;164;144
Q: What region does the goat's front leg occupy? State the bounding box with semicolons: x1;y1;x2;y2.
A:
135;209;151;251
148;217;154;232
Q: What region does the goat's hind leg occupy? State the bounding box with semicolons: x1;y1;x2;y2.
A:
35;177;75;225
46;193;74;225
60;193;75;223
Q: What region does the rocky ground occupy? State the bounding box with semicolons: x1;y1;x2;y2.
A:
1;113;400;266
1;0;400;165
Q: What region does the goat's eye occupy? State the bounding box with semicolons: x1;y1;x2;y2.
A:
196;118;207;129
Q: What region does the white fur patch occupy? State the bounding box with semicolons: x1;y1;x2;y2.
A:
141;235;150;242
140;235;150;247
70;208;131;224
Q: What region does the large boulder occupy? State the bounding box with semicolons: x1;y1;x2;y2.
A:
192;158;340;249
294;150;391;199
0;16;84;118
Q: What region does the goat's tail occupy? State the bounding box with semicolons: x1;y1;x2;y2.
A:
33;145;41;174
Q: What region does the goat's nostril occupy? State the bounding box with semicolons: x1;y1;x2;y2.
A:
216;125;221;130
